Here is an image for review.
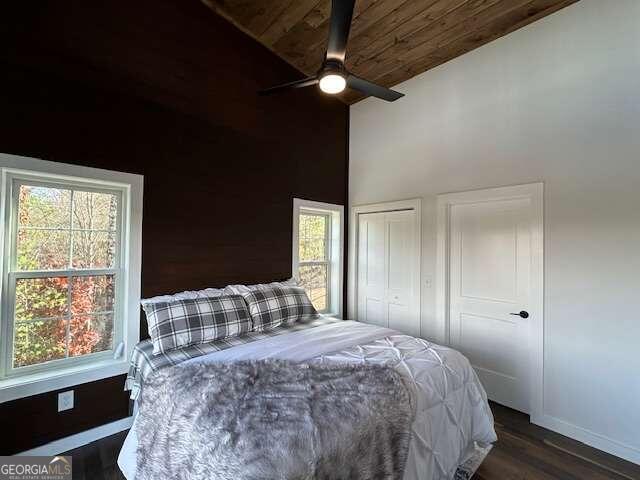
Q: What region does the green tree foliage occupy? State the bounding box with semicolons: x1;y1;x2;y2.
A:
13;186;116;368
298;214;329;311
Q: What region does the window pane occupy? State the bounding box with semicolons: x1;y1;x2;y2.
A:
69;314;113;356
18;185;71;229
299;237;326;262
72;231;116;268
16;229;70;271
71;275;115;315
307;286;327;311
72;191;118;231
13;319;67;368
10;183;121;371
15;277;69;321
298;264;328;311
299;214;327;262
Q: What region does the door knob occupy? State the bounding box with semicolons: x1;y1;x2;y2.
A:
510;311;529;319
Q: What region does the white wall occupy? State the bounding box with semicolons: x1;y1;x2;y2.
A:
350;0;640;464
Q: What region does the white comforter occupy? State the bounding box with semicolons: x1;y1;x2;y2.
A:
118;320;496;480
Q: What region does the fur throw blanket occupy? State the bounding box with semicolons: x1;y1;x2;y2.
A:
135;360;415;480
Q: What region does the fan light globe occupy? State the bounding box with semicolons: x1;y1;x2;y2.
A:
319;73;346;94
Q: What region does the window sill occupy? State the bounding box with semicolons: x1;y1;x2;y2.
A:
0;358;129;403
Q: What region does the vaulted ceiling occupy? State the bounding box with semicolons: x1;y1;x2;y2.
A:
203;0;578;104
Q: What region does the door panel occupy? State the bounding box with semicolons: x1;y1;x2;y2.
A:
388;303;413;336
365;299;385;327
365;217;385;289
387;214;413;304
386;211;418;336
358;213;385;327
458;313;519;378
450;197;531;413
460;206;518;302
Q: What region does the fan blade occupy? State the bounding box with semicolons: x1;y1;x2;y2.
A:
326;0;356;63
259;76;319;96
347;74;404;102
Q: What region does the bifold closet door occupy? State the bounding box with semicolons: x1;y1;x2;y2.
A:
357;210;418;336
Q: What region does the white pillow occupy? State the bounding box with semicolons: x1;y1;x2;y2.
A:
141;287;224;306
223;277;298;296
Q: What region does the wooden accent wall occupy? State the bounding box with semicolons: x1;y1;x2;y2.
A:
0;0;348;454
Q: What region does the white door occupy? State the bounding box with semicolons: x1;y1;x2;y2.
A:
357;210;419;336
449;196;534;413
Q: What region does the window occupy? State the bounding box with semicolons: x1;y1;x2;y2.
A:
298;212;331;311
293;199;344;316
0;153;142;401
9;182;121;372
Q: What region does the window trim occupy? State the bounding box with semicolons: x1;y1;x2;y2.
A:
0;153;143;403
292;198;344;318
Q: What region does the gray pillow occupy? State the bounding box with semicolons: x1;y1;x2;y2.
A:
142;295;251;355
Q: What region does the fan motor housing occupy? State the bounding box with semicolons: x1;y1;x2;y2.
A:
319;60;346;79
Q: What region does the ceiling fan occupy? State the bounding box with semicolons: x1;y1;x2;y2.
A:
259;0;404;102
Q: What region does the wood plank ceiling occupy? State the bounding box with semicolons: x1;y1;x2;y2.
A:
203;0;579;104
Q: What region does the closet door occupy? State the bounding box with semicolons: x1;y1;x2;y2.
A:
357;210;419;335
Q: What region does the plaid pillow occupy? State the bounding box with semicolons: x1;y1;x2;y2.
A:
141;287;224;306
223;277;298;296
242;286;319;332
142;295;252;355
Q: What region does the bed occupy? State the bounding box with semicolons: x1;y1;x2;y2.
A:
118;316;496;480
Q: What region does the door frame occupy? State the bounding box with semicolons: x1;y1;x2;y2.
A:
348;198;422;335
436;183;544;416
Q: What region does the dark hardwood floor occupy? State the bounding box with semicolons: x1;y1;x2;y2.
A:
476;403;640;480
64;428;127;480
64;402;640;480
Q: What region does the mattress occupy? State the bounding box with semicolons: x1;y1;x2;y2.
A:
118;320;496;480
125;315;341;399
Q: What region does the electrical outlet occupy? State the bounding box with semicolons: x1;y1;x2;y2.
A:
58;390;74;412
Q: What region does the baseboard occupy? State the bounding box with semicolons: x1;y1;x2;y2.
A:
17;416;133;456
532;414;640;466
